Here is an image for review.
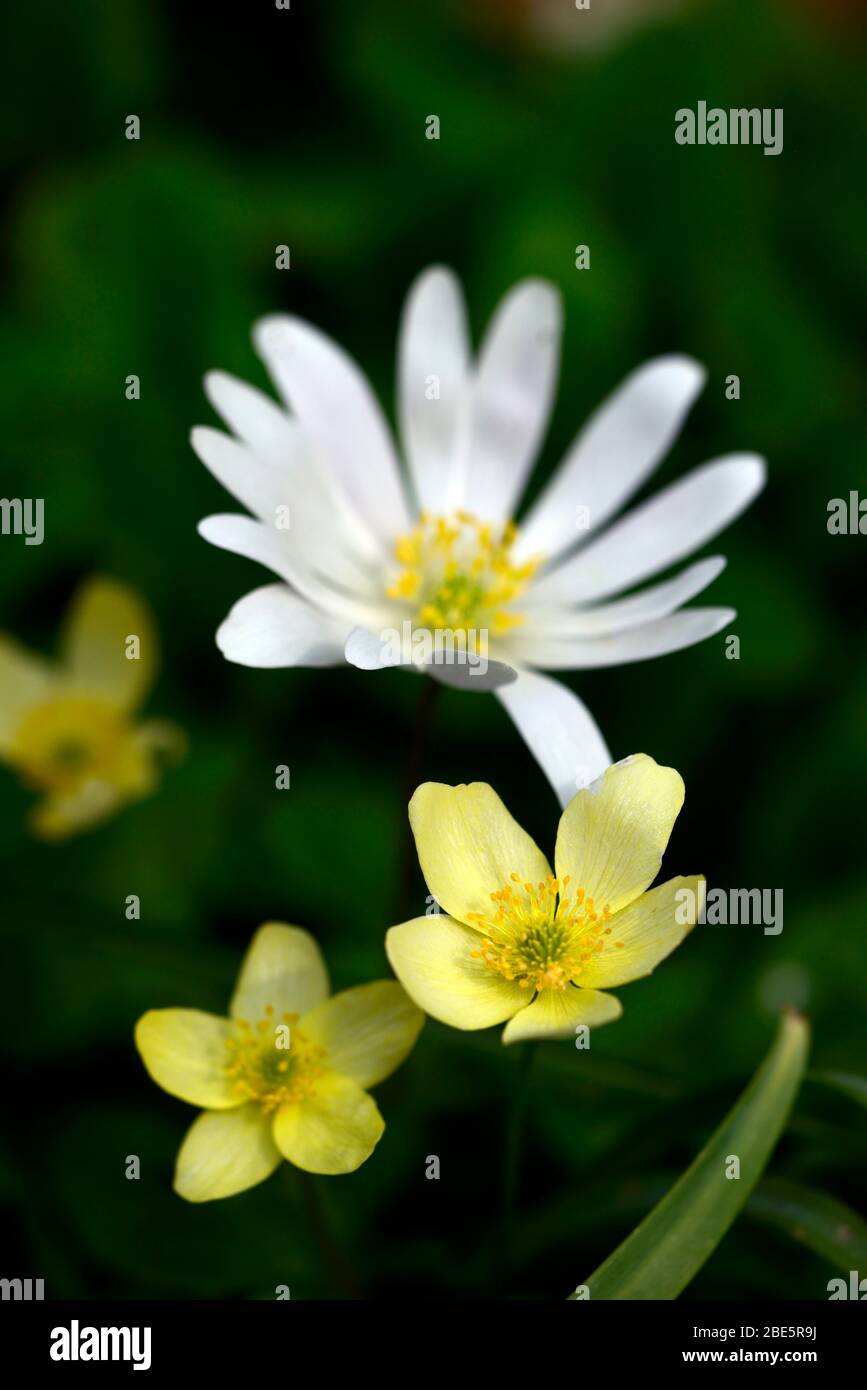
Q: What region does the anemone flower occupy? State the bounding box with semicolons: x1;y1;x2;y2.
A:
136;923;424;1199
0;577;181;838
386;754;703;1043
195;267;764;804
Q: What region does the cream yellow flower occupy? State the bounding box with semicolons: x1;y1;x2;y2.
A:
135;923;425;1201
0;577;182;839
386;754;704;1044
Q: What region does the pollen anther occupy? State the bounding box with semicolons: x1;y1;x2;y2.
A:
468;872;613;993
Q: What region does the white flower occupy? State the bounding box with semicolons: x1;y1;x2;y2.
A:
194;266;764;806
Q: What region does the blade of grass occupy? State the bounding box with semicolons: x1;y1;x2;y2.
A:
568;1010;809;1300
809;1069;867;1112
747;1178;867;1273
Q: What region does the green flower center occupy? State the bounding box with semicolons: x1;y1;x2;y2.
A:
467;873;621;991
386;510;541;635
224;1007;327;1112
11;695;128;793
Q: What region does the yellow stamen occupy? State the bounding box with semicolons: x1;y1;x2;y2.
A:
223;1006;327;1112
469;873;613;992
10;694;156;801
386;510;541;636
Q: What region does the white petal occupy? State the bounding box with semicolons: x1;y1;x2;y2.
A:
496;669;611;808
523;556;726;640
198;512;295;581
203;372;385;568
344;625;518;691
192;424;295;528
528;454;766;605
193;427;381;593
511;606;735;669
344;626;517;691
456;279;562;521
515;356;706;562
204;370;307;469
398;265;470;514
426;656;517;692
253;316;411;545
344;625;410;671
216;585;351;668
198;514;390;629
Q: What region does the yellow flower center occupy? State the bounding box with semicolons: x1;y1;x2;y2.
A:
386;510;540;635
10;695;145;796
468;874;622;991
224;1007;327;1112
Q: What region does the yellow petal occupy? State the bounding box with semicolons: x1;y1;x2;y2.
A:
0;636;54;754
230;923;329;1021
555;754;684;915
134;1009;240;1108
301;981;424;1089
273;1072;384;1175
577;875;704;989
386;914;526;1030
132;718;187;771
174;1105;282;1202
502;986;622;1045
408;781;551;927
61;577;157;711
24;716;175;840
29;781;121;841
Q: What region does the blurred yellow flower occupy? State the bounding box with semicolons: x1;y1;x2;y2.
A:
387;755;704;1044
0;576;182;839
135;923;424;1201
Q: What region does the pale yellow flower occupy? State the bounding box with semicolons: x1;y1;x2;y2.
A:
386;754;704;1044
135;923;424;1201
0;576;182;839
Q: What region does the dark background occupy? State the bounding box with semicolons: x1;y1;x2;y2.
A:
1;0;865;1299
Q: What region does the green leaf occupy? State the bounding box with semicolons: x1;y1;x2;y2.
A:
569;1011;809;1300
748;1179;867;1273
808;1070;867;1112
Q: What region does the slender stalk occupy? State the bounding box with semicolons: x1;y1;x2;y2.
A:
499;1041;538;1276
294;1169;361;1299
395;676;440;920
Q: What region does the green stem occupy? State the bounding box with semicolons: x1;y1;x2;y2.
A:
395;677;440;920
499;1041;538;1275
294;1169;362;1299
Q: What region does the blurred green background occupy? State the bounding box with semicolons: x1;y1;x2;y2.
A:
1;0;865;1299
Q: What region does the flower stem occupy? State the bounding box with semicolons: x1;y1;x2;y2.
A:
294;1169;362;1299
395;676;440;920
499;1041;537;1276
